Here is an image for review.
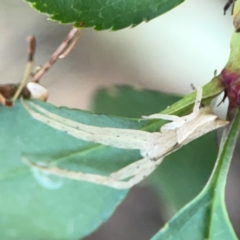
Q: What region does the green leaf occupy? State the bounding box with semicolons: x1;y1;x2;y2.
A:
91;85;218;213
150;132;218;213
24;0;184;30
0;100;150;239
151;110;240;240
91;85;181;117
0;76;223;239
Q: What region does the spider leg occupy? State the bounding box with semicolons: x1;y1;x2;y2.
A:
110;157;163;180
21;99;102;143
142;113;183;131
166;87;202;143
142;87;202;132
142;114;181;122
22;156;161;189
111;158;150;180
115;163;158;188
180;87;202;122
21;99;149;149
22;157;137;189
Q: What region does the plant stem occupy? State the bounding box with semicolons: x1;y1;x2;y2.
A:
31;27;80;83
12;36;35;102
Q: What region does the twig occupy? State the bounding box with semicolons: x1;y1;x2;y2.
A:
0;27;81;106
12;36;35;102
31;27;80;83
59;29;81;59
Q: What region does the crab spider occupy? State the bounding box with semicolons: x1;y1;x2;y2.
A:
21;88;228;189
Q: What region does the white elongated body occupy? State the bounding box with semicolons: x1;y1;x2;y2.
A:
21;88;228;189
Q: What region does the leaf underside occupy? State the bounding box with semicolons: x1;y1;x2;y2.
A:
24;0;184;30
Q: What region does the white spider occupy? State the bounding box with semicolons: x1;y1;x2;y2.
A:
21;88;228;189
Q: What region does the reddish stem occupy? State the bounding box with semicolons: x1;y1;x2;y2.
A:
31;27;79;83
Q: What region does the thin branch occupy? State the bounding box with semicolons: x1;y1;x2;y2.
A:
59;29;81;59
12;36;35;102
31;27;80;83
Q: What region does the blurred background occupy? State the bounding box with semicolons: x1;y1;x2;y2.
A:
1;0;240;239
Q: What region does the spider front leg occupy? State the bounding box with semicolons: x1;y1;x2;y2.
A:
142;88;202;128
142;87;202;143
110;157;163;180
